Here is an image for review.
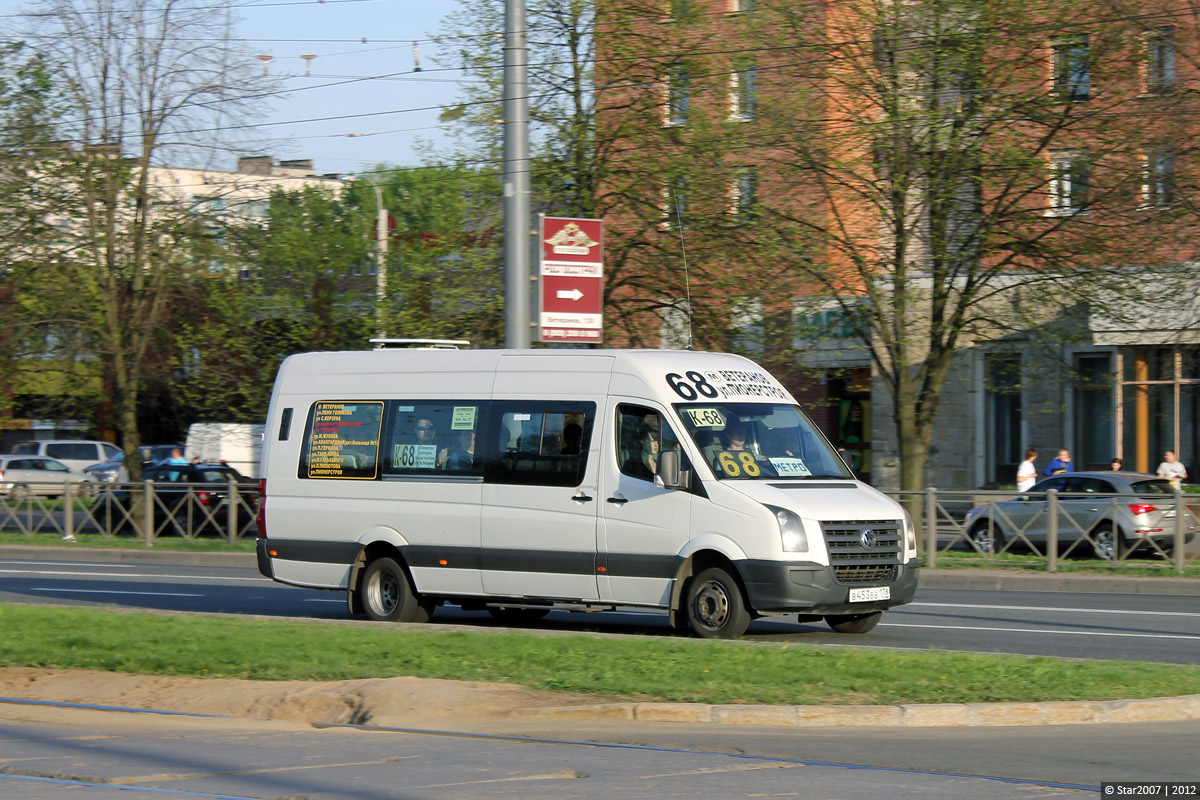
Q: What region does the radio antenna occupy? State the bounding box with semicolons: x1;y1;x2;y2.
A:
672;189;694;351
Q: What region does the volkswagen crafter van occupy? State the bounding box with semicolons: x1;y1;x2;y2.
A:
256;346;918;638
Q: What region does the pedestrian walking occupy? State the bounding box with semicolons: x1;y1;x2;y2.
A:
1017;448;1038;492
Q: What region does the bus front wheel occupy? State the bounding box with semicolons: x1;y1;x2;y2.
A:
686;567;751;639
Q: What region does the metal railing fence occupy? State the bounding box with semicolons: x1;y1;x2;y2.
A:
888;488;1198;573
0;479;258;543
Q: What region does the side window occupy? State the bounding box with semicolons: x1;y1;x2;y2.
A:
102;443;121;460
1070;477;1112;494
485;401;596;487
43;460;69;473
382;402;483;477
298;401;384;480
47;443;94;461
1037;476;1068;493
13;443;37;454
616;404;683;482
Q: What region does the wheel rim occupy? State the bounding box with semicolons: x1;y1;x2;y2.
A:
368;569;399;615
693;579;730;630
973;527;991;553
11;486;29;502
1094;528;1115;560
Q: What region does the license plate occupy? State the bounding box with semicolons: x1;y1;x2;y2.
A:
849;586;890;603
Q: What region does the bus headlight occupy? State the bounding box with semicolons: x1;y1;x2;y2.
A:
766;505;808;553
903;509;917;555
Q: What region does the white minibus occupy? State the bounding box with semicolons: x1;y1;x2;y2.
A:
256;345;918;638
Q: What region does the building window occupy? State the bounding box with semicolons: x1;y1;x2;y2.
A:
728;0;755;11
985;354;1022;485
1144;28;1175;94
664;67;690;126
660;299;691;349
1048;150;1089;215
1074;353;1115;469
731;296;763;356
731;167;757;220
662;175;687;229
668;0;692;21
1142;147;1174;208
1052;37;1090;101
730;63;757;121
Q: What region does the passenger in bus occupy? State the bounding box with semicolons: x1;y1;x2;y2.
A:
560;423;583;455
415;418;448;468
623;430;659;481
443;430;475;470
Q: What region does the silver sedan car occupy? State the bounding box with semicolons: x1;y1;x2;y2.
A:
0;455;98;502
963;471;1198;560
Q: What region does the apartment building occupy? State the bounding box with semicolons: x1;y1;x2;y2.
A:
596;0;1200;489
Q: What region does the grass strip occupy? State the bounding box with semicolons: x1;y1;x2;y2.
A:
3;603;1199;706
0;532;255;552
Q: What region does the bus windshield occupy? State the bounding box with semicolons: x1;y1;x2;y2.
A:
675;402;852;481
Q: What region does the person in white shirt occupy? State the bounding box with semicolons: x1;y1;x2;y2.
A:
1016;447;1038;492
1157;450;1188;486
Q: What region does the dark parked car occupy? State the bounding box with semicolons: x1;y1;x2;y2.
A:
93;463;258;537
83;444;186;483
964;471;1198;560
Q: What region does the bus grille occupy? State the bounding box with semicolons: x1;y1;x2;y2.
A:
821;520;903;585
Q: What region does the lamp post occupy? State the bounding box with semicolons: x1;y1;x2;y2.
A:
369;181;388;338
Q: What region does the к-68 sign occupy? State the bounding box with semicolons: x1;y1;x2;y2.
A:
539;216;603;343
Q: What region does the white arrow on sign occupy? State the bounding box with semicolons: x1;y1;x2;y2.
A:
556;288;584;301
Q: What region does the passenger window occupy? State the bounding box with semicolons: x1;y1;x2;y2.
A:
297;401;384;480
616;404;683;482
382;402;482;477
1070;477;1112;494
485;401;595;487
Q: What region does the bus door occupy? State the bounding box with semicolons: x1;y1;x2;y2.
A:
598;401;694;606
480;401;601;601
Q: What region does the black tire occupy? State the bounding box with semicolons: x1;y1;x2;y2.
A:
9;484;30;503
1091;524;1127;561
360;557;432;623
826;611;883;634
686;566;751;639
970;522;1004;554
487;606;550;625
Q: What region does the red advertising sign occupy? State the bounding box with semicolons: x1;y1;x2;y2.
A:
539;216;604;343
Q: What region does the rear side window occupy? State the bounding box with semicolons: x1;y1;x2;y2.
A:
382;402;483;477
1132;480;1173;494
485;401;595;487
46;443;98;461
12;443;38;454
298;401;384;480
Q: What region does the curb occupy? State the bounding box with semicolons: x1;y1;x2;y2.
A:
513;694;1200;728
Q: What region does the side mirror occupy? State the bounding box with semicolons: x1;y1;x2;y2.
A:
654;449;687;490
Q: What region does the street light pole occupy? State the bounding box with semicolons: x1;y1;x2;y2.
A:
370;181;388;338
503;0;531;348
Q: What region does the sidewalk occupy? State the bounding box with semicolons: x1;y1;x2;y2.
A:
5;544;1200;595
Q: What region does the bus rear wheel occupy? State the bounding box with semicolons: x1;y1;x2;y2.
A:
360;557;432;623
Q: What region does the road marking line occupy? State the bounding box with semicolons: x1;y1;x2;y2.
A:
909;602;1200;618
882;622;1200;641
0;569;268;582
0;560;139;568
31;588;203;598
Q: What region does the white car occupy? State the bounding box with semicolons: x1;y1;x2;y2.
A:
9;440;122;473
0;455;99;502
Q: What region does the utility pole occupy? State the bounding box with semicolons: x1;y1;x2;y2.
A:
503;0;531;348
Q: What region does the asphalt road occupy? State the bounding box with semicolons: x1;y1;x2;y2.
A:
1;550;1199;663
8;700;1199;798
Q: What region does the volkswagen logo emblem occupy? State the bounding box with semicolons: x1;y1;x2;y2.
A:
860;529;876;549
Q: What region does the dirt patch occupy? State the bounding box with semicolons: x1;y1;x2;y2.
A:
0;667;624;727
